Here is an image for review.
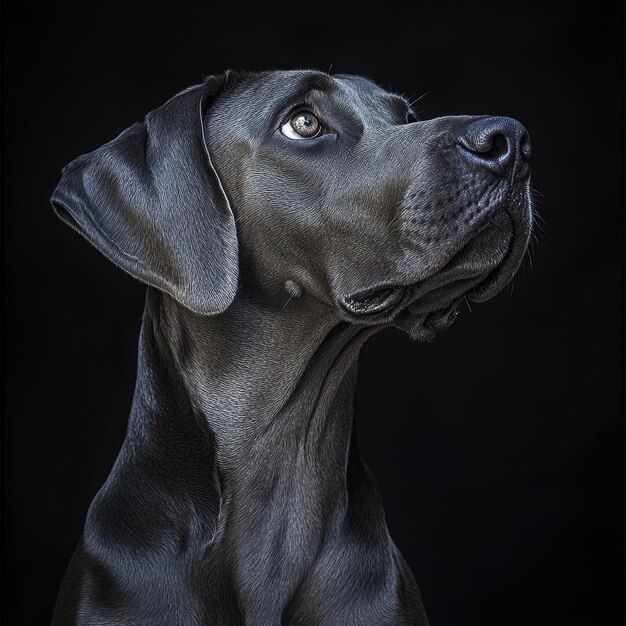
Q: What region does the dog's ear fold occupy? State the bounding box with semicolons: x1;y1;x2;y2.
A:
50;74;238;315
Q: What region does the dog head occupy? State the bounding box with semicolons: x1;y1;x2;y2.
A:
52;70;532;340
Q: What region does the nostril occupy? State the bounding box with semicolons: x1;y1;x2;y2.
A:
477;133;508;159
457;127;511;162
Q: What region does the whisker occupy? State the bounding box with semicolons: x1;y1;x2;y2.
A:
507;279;516;303
529;185;546;199
530;218;547;241
280;293;295;313
407;91;430;108
533;204;546;224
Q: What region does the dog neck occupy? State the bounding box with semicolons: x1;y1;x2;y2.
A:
155;286;369;466
92;287;422;621
149;284;378;526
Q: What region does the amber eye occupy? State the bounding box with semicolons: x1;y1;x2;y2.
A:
281;111;322;139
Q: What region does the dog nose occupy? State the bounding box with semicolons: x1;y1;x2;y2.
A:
456;116;531;178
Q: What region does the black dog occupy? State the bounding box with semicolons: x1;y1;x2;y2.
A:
50;70;532;625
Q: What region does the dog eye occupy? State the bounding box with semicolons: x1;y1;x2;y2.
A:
281;111;322;139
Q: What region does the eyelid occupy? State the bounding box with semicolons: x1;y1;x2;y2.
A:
278;103;317;128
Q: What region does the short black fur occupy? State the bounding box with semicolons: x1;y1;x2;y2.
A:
50;69;532;625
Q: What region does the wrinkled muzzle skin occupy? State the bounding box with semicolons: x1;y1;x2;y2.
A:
207;70;532;341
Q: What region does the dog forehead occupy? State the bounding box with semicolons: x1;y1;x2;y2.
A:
218;70;405;123
221;70;343;113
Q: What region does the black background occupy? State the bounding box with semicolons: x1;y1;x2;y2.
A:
2;2;624;625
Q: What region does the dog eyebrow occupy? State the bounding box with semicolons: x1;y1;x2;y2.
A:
288;73;339;104
266;73;340;128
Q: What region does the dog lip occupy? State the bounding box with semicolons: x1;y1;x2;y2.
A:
407;277;480;314
340;285;406;316
467;261;514;303
467;214;525;303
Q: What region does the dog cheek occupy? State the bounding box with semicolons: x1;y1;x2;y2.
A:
235;169;329;286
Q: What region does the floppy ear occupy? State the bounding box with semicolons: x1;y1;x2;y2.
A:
50;75;239;315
